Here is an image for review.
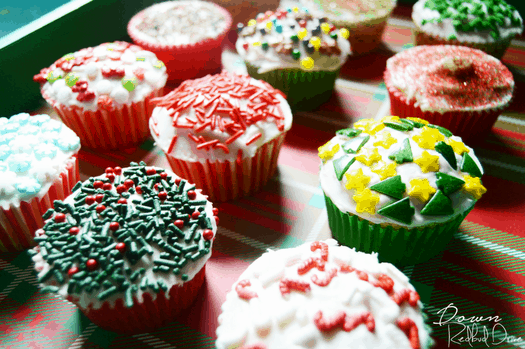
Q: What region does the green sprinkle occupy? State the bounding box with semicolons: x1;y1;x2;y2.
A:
41;285;59;293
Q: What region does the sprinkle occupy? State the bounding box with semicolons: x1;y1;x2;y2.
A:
235;279;258;300
279;278;311;296
300;57;314;70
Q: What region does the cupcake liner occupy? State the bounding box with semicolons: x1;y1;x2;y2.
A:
0;156;79;252
245;62;339;111
324;194;475;266
384;70;506;145
334;15;390;55
127;4;232;83
165;133;286;202
42;89;163;150
412;25;513;60
66;266;206;334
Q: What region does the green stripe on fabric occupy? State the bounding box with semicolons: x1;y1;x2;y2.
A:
462;221;525;251
144;321;216;348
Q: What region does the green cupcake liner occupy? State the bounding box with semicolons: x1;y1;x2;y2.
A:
324;194;474;266
245;62;339;111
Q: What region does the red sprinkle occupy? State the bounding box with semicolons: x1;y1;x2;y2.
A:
95;194;104;203
109;222;120;231
117;198;127;204
96;205;106;213
160;172;168;180
85;196;95;205
235;279;258;300
392;289;420;307
187;190;196;200
158;191;168;201
297;257;325;275
191;211;200;219
310;241;329;261
68;266;79;277
214;216;220;224
116;184;127;194
115;242;126;254
105;167;114;174
102;182;112;191
93;181;104;189
279;278;311;296
311;268;338;287
69;227;80;235
372;274;395;294
175;178;182;185
344;312;375;333
314;310;346;332
212;208;219;216
101;66;125;78
397;318;420;349
202;229;214;241
135;186;142;194
174;219;184;229
54;213;66;223
124;179;135;188
113;166;122;175
86;259;98;271
106;173;115;183
146;168;157;175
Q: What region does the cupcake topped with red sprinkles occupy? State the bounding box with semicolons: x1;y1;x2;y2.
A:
216;239;433;349
31;162;218;311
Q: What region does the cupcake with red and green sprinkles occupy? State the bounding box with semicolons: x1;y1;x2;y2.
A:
412;0;523;59
236;7;351;110
150;71;293;202
30;162;218;333
33;41;167;150
318;116;487;265
384;45;514;144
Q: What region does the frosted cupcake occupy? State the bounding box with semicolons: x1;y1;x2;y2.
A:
150;71;293;202
384;45;514;144
216;239;434;348
128;0;232;83
300;0;397;55
30;162;218;333
0;113;80;252
236;8;351;110
412;0;523;59
34;41;167;150
319;116;487;265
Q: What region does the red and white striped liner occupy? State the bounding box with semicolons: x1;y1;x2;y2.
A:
165;133;286;202
0;156;80;252
67;265;206;334
42;89;163;150
384;70;507;145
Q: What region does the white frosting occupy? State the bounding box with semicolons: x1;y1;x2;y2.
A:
236;10;351;73
38;42;167;111
0;113;80;209
412;0;523;43
300;0;397;24
150;75;293;162
320;119;483;228
216;239;433;349
129;1;230;46
31;167;217;310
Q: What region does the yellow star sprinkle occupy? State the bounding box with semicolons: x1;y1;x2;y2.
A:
318;142;340;162
301;57;315;70
408;178;436;202
345;168;371;191
353;188;380;214
371;161;397;180
339;28;350;39
412;126;445;150
380;115;400;123
373;132;398;149
406;117;429;125
248;19;256;26
356;147;382;166
354;118;385;135
463;175;487;200
446;138;470;155
414;150;440;173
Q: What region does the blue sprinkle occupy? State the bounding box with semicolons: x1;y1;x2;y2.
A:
16;178;42;197
56;137;80;151
0;145;11;161
276;24;283;33
0;162;7;172
287;7;292;12
1;123;20;134
10;113;30;125
35;144;58;160
0;133;16;145
18;125;40;135
41;120;62;133
8;154;32;173
29;114;51;126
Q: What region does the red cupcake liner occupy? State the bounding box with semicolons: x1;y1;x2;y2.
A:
127;3;232;83
67;266;206;334
0;156;79;252
42;89;163;150
384;70;505;145
164;133;286;202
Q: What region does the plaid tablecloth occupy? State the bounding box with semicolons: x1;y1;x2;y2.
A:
1;14;525;349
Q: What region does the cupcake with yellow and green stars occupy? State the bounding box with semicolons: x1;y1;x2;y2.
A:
236;7;351;110
318;116;487;265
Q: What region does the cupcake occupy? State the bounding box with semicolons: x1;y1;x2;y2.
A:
300;0;397;55
30;162;218;333
0;113;80;252
319;116;487;265
216;239;434;349
384;45;514;145
33;41;167;150
211;0;279;35
149;71;293;202
412;0;523;59
127;0;232;83
236;7;351;111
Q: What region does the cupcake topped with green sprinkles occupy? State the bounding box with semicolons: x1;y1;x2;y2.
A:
31;162;218;310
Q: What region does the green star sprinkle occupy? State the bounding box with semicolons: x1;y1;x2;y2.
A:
377;197;415;224
388;138;413;164
435;172;465;195
342;135;370;154
421;190;454;215
370;175;406;200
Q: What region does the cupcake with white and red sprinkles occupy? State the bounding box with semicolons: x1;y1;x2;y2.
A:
216;240;434;349
127;0;232;83
30;162;218;333
34;41;167;150
236;7;351;110
0;113;80;252
384;45;514;144
149;71;293;202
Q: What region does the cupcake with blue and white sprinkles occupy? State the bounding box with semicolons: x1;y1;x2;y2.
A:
0;113;80;252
